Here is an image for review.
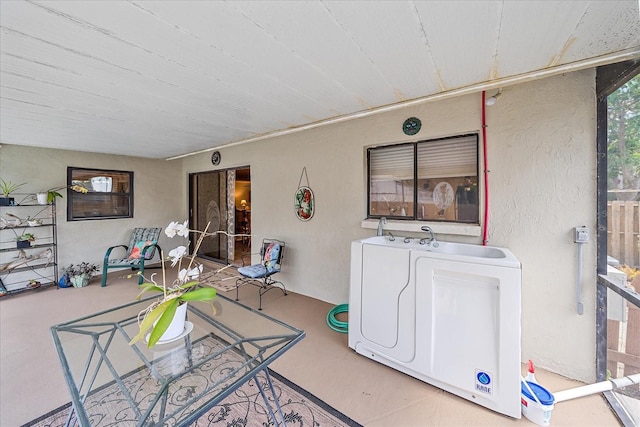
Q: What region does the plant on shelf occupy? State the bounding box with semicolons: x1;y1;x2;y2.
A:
1;179;26;197
16;233;35;248
36;184;89;204
27;279;41;289
62;262;99;288
129;221;221;349
0;179;26;206
26;217;43;227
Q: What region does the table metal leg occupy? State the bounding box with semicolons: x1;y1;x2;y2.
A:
254;368;287;426
63;403;76;427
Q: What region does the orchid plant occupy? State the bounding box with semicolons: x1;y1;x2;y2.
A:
39;184;89;203
129;220;220;348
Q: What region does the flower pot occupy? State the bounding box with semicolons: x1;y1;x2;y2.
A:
0;197;15;206
70;274;90;288
36;192;48;205
17;240;31;249
155;302;188;342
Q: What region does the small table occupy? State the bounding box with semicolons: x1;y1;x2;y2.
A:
50;294;305;426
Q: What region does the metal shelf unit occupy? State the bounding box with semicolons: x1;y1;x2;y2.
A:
0;195;58;296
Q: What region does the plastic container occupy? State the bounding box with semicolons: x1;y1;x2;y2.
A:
521;380;555;426
526;359;538;383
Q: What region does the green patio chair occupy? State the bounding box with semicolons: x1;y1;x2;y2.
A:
101;227;162;287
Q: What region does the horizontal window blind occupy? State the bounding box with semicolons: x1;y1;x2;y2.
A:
417;135;477;179
369;135;477;181
369;144;414;181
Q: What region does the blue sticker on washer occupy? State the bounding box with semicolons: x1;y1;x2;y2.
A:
475;370;493;394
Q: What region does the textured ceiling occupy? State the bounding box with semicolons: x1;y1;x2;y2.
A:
1;1;639;159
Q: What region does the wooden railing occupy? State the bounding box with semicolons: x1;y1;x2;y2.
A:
606;202;640;403
601;274;640;412
608;201;640;267
608;305;640;377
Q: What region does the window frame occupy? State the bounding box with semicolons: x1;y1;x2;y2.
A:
67;167;134;221
367;133;479;223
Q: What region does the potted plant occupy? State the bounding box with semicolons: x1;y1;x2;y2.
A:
62;262;99;288
16;233;35;248
36;184;88;205
129;221;220;348
1;179;26;206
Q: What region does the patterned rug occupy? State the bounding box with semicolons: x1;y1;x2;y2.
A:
21;369;361;427
198;262;242;292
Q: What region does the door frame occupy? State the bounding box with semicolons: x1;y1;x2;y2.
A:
188;166;250;265
595;59;640;426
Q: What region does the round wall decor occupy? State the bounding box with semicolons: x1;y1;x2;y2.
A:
211;151;221;165
402;117;422;135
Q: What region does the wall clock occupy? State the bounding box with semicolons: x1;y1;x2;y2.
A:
402;117;421;136
211;151;221;166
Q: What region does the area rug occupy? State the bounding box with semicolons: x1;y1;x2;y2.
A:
198;262;241;292
22;369;362;427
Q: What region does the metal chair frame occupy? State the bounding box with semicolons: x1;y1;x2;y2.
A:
101;227;162;287
235;238;286;310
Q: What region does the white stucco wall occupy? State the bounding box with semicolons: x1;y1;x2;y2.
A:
488;72;597;382
0;145;186;272
182;69;598;382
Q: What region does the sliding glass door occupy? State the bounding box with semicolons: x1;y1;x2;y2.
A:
189;167;251;265
189;170;231;263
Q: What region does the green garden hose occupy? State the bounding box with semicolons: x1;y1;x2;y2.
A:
326;304;349;333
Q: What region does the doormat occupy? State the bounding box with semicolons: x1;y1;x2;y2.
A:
21;369;362;427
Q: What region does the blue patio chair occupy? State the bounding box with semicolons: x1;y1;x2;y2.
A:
101;227;162;287
235;238;286;310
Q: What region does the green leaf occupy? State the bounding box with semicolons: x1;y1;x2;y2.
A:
128;299;175;346
47;191;63;203
147;299;180;348
134;282;164;300
177;280;200;290
179;287;217;302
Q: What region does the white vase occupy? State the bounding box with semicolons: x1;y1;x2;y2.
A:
36;192;48;205
157;302;188;342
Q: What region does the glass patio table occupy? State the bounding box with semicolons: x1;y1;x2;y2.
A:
50;294;305;426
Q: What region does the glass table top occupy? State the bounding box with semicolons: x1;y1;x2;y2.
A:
50;294;305;426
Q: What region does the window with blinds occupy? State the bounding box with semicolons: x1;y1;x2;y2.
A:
368;134;479;222
67;167;134;221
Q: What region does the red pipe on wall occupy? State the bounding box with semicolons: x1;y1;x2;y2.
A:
481;91;489;246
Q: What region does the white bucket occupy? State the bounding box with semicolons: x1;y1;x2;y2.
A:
521;380;555;426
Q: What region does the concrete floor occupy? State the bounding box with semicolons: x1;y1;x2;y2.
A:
0;268;621;426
